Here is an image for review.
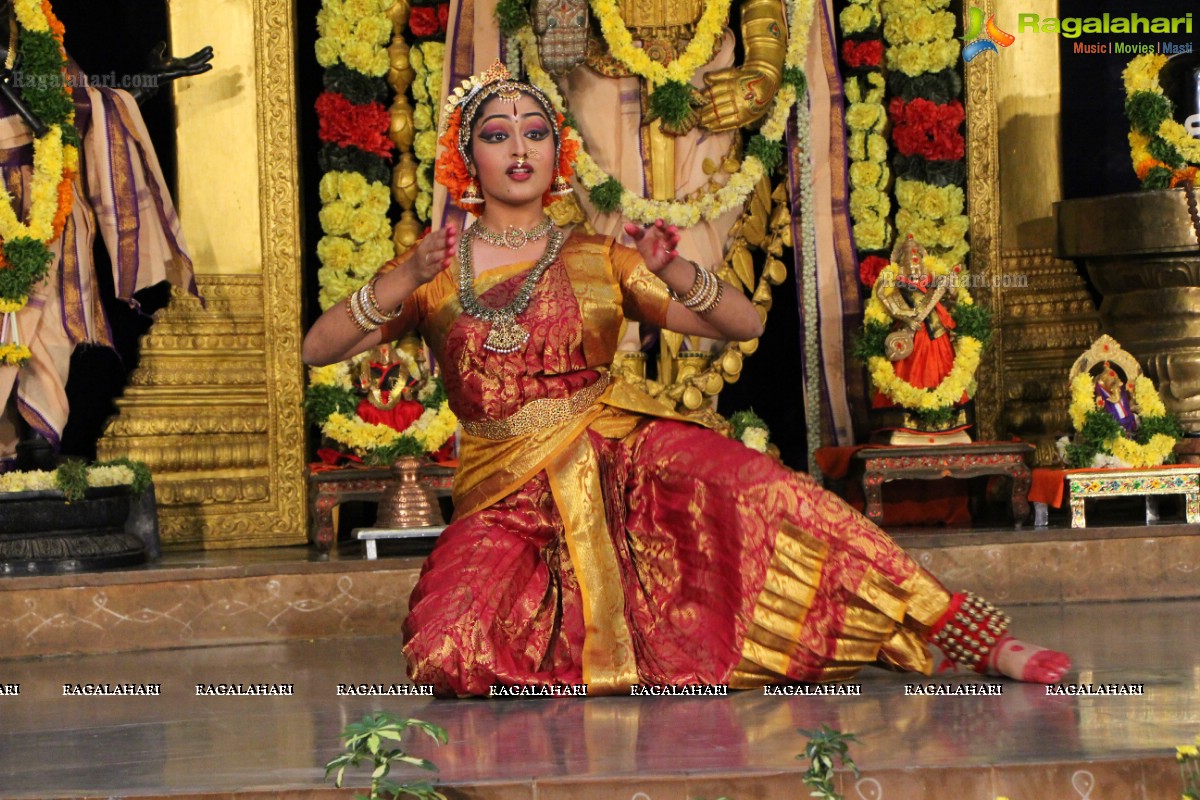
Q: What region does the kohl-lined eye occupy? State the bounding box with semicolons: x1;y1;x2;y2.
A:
478;128;509;143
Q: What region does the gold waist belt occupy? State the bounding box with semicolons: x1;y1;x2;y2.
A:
460;373;611;440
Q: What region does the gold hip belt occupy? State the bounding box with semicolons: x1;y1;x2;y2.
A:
460;372;611;440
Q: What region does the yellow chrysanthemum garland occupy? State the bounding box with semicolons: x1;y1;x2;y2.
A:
515;0;815;227
0;1;79;367
314;0;396;312
317;171;395;309
1122;54;1200;189
878;0;968;265
409;40;444;223
308;355;457;461
862;259;981;411
312;1;457;464
589;0;732;88
315;0;394;77
1066;371;1179;468
845;71;892;251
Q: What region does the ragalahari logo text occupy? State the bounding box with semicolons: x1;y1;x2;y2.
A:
963;8;1015;62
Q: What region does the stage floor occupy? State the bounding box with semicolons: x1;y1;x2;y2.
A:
0;598;1194;799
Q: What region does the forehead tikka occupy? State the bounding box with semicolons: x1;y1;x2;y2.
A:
442;61;562;169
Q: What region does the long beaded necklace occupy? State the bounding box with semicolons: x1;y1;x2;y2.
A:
457;226;565;354
469;217;553;250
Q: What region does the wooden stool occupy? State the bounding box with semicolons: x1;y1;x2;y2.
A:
1065;467;1200;528
853;443;1034;526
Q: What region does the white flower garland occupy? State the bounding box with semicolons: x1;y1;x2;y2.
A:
514;0;816;226
796;97;822;479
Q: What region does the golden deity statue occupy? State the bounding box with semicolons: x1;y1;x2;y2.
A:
531;0;788;381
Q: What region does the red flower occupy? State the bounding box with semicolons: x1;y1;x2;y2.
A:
437;3;450;31
887;98;965;161
315;91;394;159
859;255;889;287
409;5;440;37
842;40;883;68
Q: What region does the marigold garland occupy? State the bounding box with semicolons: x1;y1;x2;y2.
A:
307;354;456;462
1123;54;1200;190
516;0;815;227
409;41;444;222
1066;371;1180;468
0;0;77;368
589;0;732;121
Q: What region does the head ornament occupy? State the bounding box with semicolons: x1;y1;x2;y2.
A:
435;61;579;211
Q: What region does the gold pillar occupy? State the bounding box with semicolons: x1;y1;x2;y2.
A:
965;0;1100;460
96;0;306;548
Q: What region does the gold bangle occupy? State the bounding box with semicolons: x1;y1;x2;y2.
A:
364;278;404;323
346;290;379;333
682;266;718;311
695;278;723;314
671;261;706;305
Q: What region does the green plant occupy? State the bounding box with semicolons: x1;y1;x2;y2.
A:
797;725;859;800
324;713;449;800
1179;737;1200;799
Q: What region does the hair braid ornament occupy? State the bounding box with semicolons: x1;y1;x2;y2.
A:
434;61;579;212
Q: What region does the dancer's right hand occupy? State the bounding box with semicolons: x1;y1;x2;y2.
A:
405;224;457;285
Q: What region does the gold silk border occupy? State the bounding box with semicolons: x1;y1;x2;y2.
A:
547;434;640;694
730;520;947;688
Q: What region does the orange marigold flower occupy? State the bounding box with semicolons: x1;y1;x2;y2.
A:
1134;158;1164;181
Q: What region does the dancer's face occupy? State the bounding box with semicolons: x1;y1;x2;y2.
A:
469;93;555;210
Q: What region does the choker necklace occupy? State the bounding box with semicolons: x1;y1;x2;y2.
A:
469;217;553;251
457;228;566;354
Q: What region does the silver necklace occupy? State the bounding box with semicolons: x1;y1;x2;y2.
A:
457;227;565;354
469;217;554;250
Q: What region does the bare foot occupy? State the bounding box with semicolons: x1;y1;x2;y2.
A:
928;635;1071;683
988;635;1071;683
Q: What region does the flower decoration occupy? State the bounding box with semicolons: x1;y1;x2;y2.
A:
0;1;78;367
514;0;815;226
1123;54;1200;189
0;458;151;503
839;0;892;261
306;352;456;463
1064;370;1181;469
842;39;883;69
877;0;969;267
410;40;444;221
855;257;988;420
858;254;889;287
730;408;772;453
887;97;965;161
314;0;395;314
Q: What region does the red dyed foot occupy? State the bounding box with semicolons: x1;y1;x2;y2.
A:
989;636;1071;683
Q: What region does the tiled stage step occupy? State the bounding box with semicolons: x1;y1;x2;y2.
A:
2;519;1198;659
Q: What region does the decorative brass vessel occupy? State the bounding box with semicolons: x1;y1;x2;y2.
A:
374;456;444;529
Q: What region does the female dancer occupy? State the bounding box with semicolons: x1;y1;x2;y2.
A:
303;63;1070;697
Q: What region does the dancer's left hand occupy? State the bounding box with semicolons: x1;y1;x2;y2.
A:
624;219;681;274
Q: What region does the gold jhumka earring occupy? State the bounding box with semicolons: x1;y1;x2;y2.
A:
549;173;573;196
460;179;483;205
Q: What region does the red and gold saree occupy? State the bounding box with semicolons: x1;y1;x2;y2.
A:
387;232;953;697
